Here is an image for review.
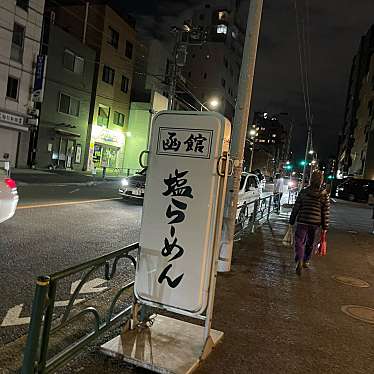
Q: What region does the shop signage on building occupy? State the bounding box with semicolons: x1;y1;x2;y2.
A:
92;125;125;147
0;111;24;126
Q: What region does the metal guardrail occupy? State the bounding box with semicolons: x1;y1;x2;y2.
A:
21;242;139;374
235;193;281;235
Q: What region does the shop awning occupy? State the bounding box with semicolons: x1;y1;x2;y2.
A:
55;128;81;137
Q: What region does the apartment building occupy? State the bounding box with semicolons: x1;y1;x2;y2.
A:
35;24;96;170
182;1;247;120
338;25;374;179
46;0;136;171
0;0;45;167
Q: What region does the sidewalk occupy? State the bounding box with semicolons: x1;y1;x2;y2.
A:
59;208;373;373
10;168;124;185
197;214;374;374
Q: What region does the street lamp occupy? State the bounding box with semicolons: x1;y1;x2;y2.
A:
248;126;258;171
309;149;315;155
201;97;220;111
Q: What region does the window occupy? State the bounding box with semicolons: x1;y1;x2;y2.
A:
97;105;110;127
188;71;192;78
108;26;119;49
218;10;228;21
113;111;125;126
58;93;80;116
203;72;207;79
121;75;129;93
217;24;228;34
102;66;115;85
6;76;19;100
125;41;133;59
224;57;228;68
63;49;84;74
11;23;25;63
16;0;29;11
221;78;226;88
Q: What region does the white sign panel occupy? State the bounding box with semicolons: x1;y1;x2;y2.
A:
135;111;231;315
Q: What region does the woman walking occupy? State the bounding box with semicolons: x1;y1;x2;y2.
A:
289;171;330;275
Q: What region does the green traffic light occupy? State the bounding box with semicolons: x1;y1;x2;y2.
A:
299;160;306;166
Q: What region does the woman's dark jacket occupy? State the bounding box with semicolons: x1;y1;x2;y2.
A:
289;187;330;230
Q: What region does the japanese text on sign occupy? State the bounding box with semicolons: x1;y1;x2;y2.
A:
157;128;213;159
158;169;194;289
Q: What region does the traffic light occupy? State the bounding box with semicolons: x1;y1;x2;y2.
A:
327;175;334;180
284;164;293;171
299;160;306;166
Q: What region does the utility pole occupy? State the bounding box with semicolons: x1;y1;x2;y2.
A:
219;0;263;272
168;25;206;110
168;30;182;110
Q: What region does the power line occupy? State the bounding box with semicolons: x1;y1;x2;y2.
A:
293;0;310;129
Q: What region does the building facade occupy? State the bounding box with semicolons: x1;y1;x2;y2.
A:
182;1;246;120
338;25;374;179
46;1;136;171
248;112;288;174
0;0;45;167
35;24;95;170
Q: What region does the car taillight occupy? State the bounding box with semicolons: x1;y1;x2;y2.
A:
5;178;17;189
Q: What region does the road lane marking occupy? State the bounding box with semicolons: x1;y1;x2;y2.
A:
69;188;81;194
1;299;86;327
54;299;85;307
17;197;122;210
1;304;30;327
71;278;108;294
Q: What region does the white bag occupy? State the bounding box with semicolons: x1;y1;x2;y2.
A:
282;224;294;246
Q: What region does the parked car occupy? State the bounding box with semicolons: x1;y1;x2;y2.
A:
252;169;266;190
119;169;147;200
236;172;261;220
0;162;19;223
335;178;374;202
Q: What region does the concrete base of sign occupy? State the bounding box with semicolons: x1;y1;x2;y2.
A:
100;315;223;374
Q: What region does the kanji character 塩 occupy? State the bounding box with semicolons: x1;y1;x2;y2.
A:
163;169;193;198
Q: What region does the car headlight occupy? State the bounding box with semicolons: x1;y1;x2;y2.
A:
121;178;129;187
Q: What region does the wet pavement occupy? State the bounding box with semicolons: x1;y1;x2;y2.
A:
197;201;374;374
1;199;373;373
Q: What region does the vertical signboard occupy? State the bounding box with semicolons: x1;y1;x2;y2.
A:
32;55;47;103
135;111;231;316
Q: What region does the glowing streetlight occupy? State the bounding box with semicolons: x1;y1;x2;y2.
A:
201;97;220;111
249;128;257;137
308;149;315;155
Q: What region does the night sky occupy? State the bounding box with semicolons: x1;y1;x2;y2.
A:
116;0;374;160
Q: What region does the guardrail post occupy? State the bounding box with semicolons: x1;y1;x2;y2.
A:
267;195;272;221
22;275;50;374
250;200;258;233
